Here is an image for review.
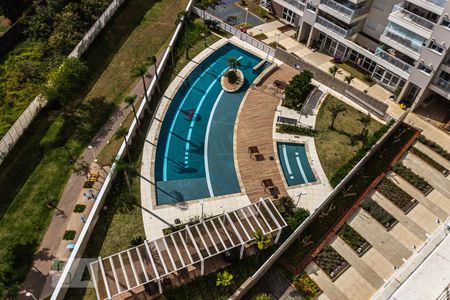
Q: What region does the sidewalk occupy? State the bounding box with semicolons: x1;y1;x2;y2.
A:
19;54;163;299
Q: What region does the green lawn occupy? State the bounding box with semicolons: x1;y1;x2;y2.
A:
0;0;189;296
315;95;382;179
337;61;375;86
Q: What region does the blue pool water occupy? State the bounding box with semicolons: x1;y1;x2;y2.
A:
155;43;266;205
277;143;316;186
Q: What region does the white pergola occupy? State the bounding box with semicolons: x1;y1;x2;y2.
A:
90;198;287;300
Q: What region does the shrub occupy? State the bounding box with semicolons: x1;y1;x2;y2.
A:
314;245;348;278
360;197;397;229
337;223;370;254
276;124;317;136
292;272;322;300
227;70;238;84
39;114;67;152
377;178;416;213
275;196;296;219
73;204;86;213
284;70;314;109
287;208;310;232
392;163;433;194
411;148;449;175
252;293;274;300
63;230;76;240
418;135;450;161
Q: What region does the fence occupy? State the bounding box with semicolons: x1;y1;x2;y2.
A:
192;7;276;58
230;111;410;299
0;0;127;166
50;0;193;298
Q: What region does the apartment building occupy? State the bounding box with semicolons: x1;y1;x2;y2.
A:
261;0;450;109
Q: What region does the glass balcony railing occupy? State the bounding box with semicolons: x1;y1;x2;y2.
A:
391;5;435;30
316;16;358;37
375;47;414;73
424;0;448;8
434;78;450;92
321;0;369;18
280;0;306;11
382;27;424;53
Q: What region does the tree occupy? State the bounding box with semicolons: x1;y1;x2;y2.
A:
44;57;88;103
344;74;355;84
358;113;371;137
287;208;310;231
124;95;142;137
225;15;238;26
114;158;135;199
130;63;150;112
251;229;270;251
130;236;144;246
328;65;341;77
114;126;131;161
284;70;314;109
73;160;91;179
216;271;234;291
276;196;296;218
176;11;191;59
0;0;31;21
147;55;160;93
328;103;347;129
227;57;241;71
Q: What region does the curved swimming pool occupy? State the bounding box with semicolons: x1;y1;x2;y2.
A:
155;43;266;205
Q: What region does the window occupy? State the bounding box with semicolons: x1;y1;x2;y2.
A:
282;7;295;23
417;63;432;74
442;18;450;29
439;70;450;81
306;3;317;12
429;41;444;54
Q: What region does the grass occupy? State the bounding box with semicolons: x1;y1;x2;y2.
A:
237;0;275;21
337;61;375;86
314;95;382;179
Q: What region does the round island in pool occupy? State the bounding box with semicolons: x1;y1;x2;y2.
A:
154;43;268;205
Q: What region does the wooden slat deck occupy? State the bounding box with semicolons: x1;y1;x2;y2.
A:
236;64;297;202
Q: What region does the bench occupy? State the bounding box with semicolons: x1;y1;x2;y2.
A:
253;59;267;72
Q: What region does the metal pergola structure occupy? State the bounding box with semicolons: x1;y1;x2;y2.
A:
90;198;287;299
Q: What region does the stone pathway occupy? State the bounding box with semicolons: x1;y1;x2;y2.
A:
306;262;349;300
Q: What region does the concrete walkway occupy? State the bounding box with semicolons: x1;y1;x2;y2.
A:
414;141;450;172
306;262;349;300
348;208;412;267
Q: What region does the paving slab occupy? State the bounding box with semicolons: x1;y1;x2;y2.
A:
426;189;450;216
389;222;424;250
333;266;376;300
330;236;384;288
306;262;350;300
361;247;395;280
348;208;412;267
414;141;450;171
372;191;428;240
406;203;441;234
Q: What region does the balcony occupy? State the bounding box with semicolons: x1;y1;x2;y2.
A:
381;25;424;55
316;16;358;37
375;47;414;74
321;0;369;19
390;5;435;31
277;0;306;12
434;78;450;92
424;0;448;7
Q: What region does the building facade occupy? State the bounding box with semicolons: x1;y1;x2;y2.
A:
262;0;450;108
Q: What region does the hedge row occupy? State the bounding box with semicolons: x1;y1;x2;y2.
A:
392;163;433;194
418;135;450;161
276;124;318;137
411;148;449;175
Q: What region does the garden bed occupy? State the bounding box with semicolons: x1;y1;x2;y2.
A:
411;148;449;176
417;135;450;161
360;197;397;230
276;124;317;136
314;245;349;280
337;223;371;256
291;271;322;300
376;178;417;213
392;163;433;195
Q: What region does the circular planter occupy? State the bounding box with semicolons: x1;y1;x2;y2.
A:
221;69;244;93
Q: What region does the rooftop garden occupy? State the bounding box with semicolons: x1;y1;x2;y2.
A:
314;245;349;280
360;197;397;230
411;148;449;176
376;178;417;213
417;135;450;161
314;94;384;185
337;223;371;256
392;163;433;195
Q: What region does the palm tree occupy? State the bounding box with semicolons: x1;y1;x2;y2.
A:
130;63;150;112
147;55;160;93
329;65;341;77
176;11;191;59
73;160;91;179
216;271;234;292
344;74;355;84
358;113;371;137
123;95;142;137
251;229;271;251
114;126;131;161
227;57;241;71
328;103;347;129
114;158;135;199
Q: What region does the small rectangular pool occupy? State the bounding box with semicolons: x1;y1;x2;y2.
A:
277;142;316;186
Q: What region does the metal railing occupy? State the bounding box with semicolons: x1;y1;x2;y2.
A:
316;16;358;37
375;47;414;74
434;77;450;92
382;27;423;53
192;7;276;57
437;282;450;300
278;0;306;11
391;4;435;30
321;0;369;18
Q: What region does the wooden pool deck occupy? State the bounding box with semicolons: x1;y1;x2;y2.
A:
235;64;297;203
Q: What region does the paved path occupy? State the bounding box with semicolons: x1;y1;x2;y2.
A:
348;208;412;267
414;141;450;171
20;52;163;299
306;262;349;300
235;64;295;202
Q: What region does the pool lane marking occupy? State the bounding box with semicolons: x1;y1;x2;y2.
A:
282;145;293;179
295;155;309;183
162;57;222;181
204;89;225;197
